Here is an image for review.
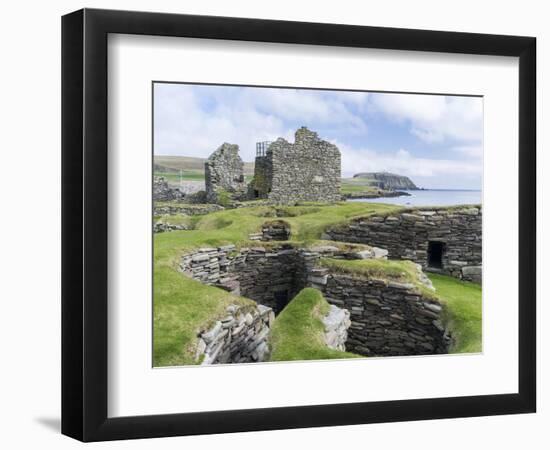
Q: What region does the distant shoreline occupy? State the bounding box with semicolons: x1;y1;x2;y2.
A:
342;190;411;200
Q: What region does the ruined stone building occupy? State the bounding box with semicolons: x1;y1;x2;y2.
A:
249;127;341;204
325;206;482;283
204;143;246;203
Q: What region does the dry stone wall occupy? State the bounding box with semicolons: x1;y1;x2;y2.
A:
308;269;450;357
196;303;274;364
250;127;341;204
179;242;449;358
205;143;247;203
153;203;224;216
325;206;482;283
153;177;184;201
248;154;272;199
261;220;291;241
179;243;389;313
180;245;303;313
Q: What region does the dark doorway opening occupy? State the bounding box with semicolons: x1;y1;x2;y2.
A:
427;241;445;268
253;189;259;198
274;290;289;314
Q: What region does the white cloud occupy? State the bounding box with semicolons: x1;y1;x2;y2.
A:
154;85;370;160
369;93;483;144
452;144;483;158
154;84;482;189
335;141;481;182
154;85;290;161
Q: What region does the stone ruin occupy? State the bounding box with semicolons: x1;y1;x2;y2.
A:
153;177;184;202
204;143;247;203
179;242;449;360
325;206;482;283
204;127;341;205
250;127;341;204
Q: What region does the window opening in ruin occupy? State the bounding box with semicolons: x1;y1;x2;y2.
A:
427;241;445;268
274;290;289;314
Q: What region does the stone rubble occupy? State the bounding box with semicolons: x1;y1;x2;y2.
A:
153;177;185;202
153;204;224;216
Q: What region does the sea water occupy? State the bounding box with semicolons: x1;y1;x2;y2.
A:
350;189;482;207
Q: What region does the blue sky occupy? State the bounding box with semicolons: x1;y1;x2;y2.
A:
154;83;483;189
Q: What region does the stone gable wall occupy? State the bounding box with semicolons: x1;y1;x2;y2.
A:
249;155;272;199
250;127;341;204
325;206;482;283
205;143;246;203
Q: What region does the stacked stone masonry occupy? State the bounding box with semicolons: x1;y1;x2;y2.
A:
261;220;291;241
180;245;304;313
179;243;448;357
153;203;224;216
323;305;351;351
325;206;482;283
153;177;184;202
205;143;247;203
250;127;341;204
308;270;449;356
196;304;274;364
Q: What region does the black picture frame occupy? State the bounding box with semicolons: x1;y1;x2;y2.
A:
61;8;536;442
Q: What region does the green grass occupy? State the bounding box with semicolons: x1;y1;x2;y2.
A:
428;273;482;354
154;202;399;366
155;214;197;228
154;170;205;182
340;177;379;195
318;258;439;301
269;288;360;361
154;155;255;175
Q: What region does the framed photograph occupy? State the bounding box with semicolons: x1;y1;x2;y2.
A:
61;8;536;442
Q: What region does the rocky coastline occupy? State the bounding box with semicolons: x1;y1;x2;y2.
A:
342;189;411;200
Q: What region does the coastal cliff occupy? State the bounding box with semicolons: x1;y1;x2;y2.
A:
353;172;418;190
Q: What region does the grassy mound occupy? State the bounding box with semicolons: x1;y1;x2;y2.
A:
428;273;482;353
318;258;439;301
269;288;359;362
154;202;398;366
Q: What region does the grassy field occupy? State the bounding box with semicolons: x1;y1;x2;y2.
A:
269;288;359;361
154;170;205;182
428;273;482;353
340;177;379;195
155;155;254;178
